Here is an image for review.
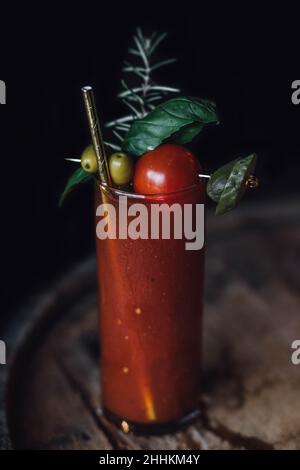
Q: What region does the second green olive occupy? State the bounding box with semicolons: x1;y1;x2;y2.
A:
109;152;133;186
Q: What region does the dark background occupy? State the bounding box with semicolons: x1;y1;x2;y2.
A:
0;2;299;320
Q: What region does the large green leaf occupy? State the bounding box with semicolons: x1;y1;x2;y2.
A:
207;154;257;215
168;121;204;144
59;167;93;207
122;96;219;156
207;159;238;203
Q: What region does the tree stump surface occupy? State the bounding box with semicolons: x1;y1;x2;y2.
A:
1;200;300;450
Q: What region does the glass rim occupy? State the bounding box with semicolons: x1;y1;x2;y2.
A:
96;176;205;201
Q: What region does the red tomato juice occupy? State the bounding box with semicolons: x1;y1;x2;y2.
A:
95;180;205;430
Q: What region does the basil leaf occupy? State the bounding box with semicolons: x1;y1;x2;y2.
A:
168;122;204;144
123;96;219;156
59;167;93;207
209;154;257;215
207;159;238;203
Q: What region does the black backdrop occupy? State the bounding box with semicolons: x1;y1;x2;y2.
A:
0;2;299;318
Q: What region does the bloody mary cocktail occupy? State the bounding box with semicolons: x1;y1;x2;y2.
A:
59;29;258;435
95;179;205;431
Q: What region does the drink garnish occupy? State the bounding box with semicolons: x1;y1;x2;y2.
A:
59;28;259;214
207;154;258;214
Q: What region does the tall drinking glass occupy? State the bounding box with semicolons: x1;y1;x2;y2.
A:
95;178;205;432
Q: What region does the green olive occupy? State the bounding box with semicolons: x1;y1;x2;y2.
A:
81;144;98;173
109;152;133;186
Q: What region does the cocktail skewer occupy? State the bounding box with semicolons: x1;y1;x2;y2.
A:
246;175;259;188
199;174;211;179
200;173;259;187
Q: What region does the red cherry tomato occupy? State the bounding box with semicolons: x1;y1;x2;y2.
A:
133;144;202;195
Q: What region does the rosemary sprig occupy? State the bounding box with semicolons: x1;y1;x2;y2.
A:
105;28;180;151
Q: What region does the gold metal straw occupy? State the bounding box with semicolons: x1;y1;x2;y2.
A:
82;86;112;186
